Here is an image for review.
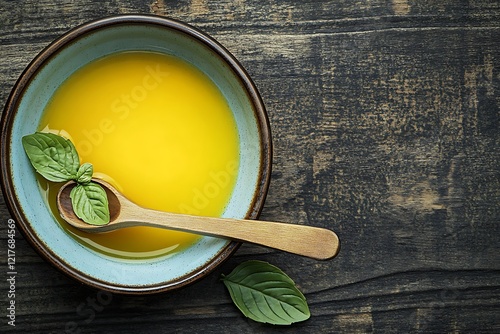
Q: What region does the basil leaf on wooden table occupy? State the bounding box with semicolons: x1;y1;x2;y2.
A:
70;182;110;226
221;260;310;325
22;132;80;182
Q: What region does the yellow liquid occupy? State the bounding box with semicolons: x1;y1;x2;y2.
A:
39;51;239;259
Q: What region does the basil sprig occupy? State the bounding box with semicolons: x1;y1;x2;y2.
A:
222;260;310;325
22;132;110;225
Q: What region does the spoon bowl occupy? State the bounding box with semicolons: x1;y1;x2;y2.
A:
57;179;340;260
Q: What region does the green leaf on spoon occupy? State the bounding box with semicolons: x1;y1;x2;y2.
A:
70;182;110;226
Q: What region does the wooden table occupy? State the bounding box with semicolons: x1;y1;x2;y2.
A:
1;1;499;333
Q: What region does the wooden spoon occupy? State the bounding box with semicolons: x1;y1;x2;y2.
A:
57;179;339;260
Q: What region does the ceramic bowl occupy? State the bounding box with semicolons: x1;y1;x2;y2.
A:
0;15;272;294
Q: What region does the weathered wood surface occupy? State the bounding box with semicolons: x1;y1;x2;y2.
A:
1;0;499;333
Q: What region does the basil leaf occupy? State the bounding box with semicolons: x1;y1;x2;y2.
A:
221;260;310;325
76;163;93;184
22;132;80;182
69;182;110;225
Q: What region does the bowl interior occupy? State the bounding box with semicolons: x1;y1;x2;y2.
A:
2;16;271;293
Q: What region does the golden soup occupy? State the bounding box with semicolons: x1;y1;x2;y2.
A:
38;51;239;259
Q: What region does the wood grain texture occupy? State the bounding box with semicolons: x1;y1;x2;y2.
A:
1;0;499;333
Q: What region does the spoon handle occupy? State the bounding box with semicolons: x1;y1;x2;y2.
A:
122;208;339;260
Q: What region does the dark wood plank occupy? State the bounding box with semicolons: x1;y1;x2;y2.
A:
1;0;499;333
